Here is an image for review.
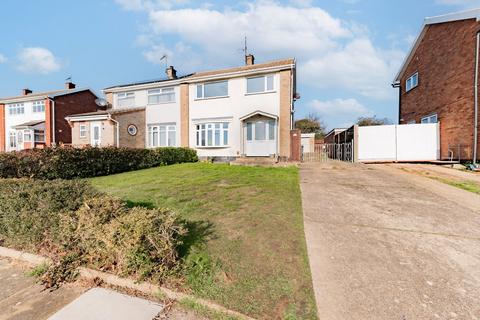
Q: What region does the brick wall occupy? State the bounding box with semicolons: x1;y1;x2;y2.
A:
399;19;480;160
279;70;292;159
113;109;146;148
290;129;301;161
0;104;4;151
54;91;98;145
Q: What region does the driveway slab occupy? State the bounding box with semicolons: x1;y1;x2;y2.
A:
300;161;480;320
48;287;163;320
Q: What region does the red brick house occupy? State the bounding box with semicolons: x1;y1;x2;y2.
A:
0;82;98;151
394;9;480;162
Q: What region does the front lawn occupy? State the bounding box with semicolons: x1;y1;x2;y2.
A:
90;163;317;319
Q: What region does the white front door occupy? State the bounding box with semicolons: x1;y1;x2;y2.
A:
90;122;102;147
244;119;277;156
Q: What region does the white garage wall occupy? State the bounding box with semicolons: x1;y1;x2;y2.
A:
358;123;439;162
358;125;397;161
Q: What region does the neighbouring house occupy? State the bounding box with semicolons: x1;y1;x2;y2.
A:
0;82;98;152
70;55;298;160
323;128;347;144
393;8;480;161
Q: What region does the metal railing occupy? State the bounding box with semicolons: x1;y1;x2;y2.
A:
302;142;353;162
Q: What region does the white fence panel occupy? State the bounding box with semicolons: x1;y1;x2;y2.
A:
358;123;439;162
358;125;397;162
396;123;439;161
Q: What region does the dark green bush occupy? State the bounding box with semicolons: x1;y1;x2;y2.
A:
0;179;185;284
0;146;198;179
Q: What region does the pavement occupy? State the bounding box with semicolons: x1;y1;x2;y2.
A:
300;161;480;320
0;258;165;320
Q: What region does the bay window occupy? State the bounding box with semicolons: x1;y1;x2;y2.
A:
148;124;176;147
195;122;229;147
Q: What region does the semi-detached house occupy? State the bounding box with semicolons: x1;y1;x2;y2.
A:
67;55;298;160
0;82;98;152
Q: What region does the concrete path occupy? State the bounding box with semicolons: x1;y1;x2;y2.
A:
300;161;480;320
0;257;84;320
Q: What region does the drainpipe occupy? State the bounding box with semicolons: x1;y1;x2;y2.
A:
109;116;120;147
474;32;479;164
391;81;401;124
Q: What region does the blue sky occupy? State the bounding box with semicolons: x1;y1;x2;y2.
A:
0;0;478;129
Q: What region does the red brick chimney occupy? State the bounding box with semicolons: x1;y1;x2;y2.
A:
245;54;255;66
166;66;177;80
65;81;76;89
22;88;32;96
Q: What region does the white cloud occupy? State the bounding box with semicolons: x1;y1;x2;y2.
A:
17;47;61;74
0;54;6;64
117;1;404;101
310;98;373;116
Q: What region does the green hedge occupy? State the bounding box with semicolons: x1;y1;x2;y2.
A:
0;179;185;285
0;146;198;179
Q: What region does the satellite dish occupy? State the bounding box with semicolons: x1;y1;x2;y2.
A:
95;98;108;107
294;93;301;100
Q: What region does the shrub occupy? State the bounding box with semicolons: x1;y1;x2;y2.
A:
0;146;198;179
0;179;186;285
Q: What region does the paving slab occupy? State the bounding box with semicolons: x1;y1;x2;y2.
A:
48;287;163;320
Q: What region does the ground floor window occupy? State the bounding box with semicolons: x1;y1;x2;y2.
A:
34;130;45;143
9;132;16;148
23;130;32;142
421;114;437;124
148;124;176;147
196;122;229;147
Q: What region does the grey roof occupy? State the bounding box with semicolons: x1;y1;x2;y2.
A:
0;88;96;104
12;120;45;129
103;74;193;90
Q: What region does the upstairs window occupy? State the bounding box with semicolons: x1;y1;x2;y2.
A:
246;75;274;94
148;87;175;104
406;72;418;92
8;103;25;115
421;114;438;124
196;81;228;99
117;92;135;108
32;100;45;113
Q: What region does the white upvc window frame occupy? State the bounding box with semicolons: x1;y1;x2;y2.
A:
117;91;135;108
195;122;229;148
406;72;419;92
8;103;25;115
148;87;176;104
23;129;32;142
148;123;176;148
246;74;275;94
195;80;229;100
34;130;45;143
8;131;16;148
421;114;438;124
79;124;87;138
32;100;45;113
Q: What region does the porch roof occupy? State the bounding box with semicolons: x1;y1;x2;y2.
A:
239;110;278;121
12;120;45;130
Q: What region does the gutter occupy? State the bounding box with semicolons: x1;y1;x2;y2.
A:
474;32;479;164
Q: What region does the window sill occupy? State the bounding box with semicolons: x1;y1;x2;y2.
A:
147;101;176;105
245;91;276;96
194;96;229;101
195;146;230;149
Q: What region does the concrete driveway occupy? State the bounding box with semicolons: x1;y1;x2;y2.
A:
300;161;480;320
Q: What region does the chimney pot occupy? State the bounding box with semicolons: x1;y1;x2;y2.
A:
166;66;177;80
65;81;76;89
245;54;255;66
22;88;32;96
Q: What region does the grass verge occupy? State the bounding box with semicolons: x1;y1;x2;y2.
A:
90;162;317;319
433;178;480;194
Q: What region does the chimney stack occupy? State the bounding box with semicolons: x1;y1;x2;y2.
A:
22;88;32;96
166;66;177;80
245;54;255;66
65;81;76;89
